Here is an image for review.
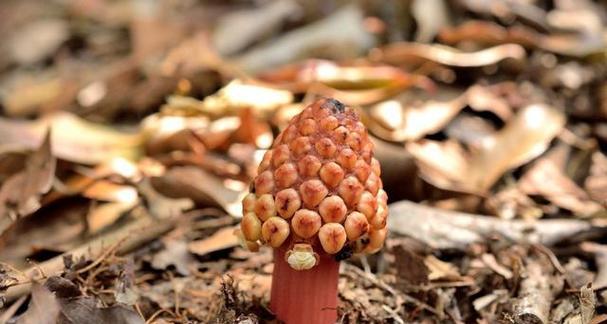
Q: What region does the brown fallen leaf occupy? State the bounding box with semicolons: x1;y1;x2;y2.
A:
365;88;466;142
0;131;56;236
424;255;461;281
86;201;137;235
407;104;565;194
188;226;239;256
151;166;246;217
0;112;142;165
438;19;607;57
438;20;538;48
519;150;604;217
137;179;193;219
17;131;55;216
373;43;526;68
365;83;517;143
258;59;431;92
392;245;429;285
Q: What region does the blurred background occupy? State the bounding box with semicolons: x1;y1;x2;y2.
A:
0;0;606;323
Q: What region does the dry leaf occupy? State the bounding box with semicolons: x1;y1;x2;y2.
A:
86;201;136;234
519;150;604;217
366;88;465;142
0;131;56;235
151;166;246;217
0;112;142;164
188;226;239;256
374;43;526;68
424;255;461;281
407;104;565;193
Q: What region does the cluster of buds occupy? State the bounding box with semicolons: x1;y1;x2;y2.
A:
237;98;388;270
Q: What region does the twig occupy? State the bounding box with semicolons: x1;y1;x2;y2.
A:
2;215;176;302
512;259;562;324
533;244;565;274
388;201;596;250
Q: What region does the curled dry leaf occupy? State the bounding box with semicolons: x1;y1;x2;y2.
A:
372;43;526;68
365;88;466;142
519;150;604;217
236;5;375;73
366;83;516;142
424;255;461;281
259;59;428;92
388;201;593;250
0;131;56;236
0;112;142;165
407;104;565;193
259;60;435;106
438;19;607;57
151;166;246;217
199;80;293;117
188;226;239;256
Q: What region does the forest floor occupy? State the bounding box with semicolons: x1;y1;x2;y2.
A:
0;0;606;323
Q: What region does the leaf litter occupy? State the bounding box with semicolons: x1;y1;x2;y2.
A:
1;0;607;323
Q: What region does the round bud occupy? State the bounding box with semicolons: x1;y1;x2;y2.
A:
241;212;262;241
261;217;290;247
318;223;347;254
357;191;377;219
299;179;328;208
366;228;387;253
272;144;290;167
318;196;347;223
338;176;364;208
274;163;298;188
370;204;388;230
242;193;256;213
275;188;301;219
320;116;339;131
255;170;275;195
344;212;369;241
319;162;344;188
298;155;321;178
291;209;322;238
254;194;276;221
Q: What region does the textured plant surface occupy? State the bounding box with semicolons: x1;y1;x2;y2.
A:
238;98;388;268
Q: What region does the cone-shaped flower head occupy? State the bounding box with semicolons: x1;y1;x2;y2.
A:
239;98;388;270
